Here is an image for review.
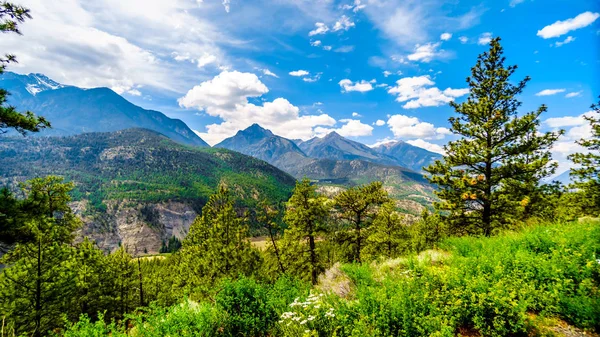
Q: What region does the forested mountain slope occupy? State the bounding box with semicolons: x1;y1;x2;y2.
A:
0;128;295;254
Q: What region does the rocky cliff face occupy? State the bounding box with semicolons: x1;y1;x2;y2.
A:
73;200;197;256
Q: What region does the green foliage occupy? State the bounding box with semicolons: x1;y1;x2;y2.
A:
425;37;561;236
281;179;332;284
0;130;296;226
215;277;277;337
177;185;260;298
409;210;447;252
0;186;32;247
159;236;182;253
332;181;390;263
60;313;124;337
0;2;50;135
0;176;81;337
569;97;600;217
62;221;599;336
364;202;409;259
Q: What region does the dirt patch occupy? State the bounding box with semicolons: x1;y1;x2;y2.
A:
317;263;353;298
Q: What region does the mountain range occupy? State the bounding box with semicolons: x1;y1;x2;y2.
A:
0;128;296;254
0;72;208;147
1;72;442;173
1;72;439;215
215;124;435;212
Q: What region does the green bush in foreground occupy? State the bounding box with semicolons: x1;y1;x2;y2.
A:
63;221;599;336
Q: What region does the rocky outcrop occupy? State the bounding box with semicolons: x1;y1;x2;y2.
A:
74;200;197;256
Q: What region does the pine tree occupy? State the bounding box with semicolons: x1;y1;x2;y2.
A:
365;202;407;259
410;210;446;253
106;246;135;320
0;2;50;135
333;181;390;262
179;185;259;295
70;238;108;322
282;179;331;284
569;97;600;216
0;187;32;250
0;177;81;337
256;199;285;274
425;37;561;236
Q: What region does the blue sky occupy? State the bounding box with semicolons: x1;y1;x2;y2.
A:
1;0;598;173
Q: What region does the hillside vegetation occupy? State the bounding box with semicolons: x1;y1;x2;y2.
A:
63;220;600;337
0;128;295;209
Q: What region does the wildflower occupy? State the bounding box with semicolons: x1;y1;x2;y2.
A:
308;315;315;321
300;320;307;325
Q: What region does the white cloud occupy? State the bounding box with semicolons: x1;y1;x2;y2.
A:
332;15;355;32
309;22;329;36
545;110;595;173
566;91;582;98
544;111;594;128
554;36;575;47
387;75;469;109
360;2;484;48
387;114;451;139
459;36;469;44
443;88;470;97
478;32;492;45
310;40;322;46
334;45;355;53
127;89;142;96
222;0;231;12
440;32;452;41
407;42;444;62
0;0;232;95
289;70;310;77
323;45;332;51
261;69;278;78
343;0;366;13
180;71;336;145
178;71;268;111
406;139;446;155
302;72;322;83
375;119;385;126
368;138;397;148
352;112;362;117
537;12;600;39
535;89;566;96
339;79;374;93
315;119;373;138
383;70;392;77
196;53;217;67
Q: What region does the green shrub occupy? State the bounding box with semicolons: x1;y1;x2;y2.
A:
215;277;277;337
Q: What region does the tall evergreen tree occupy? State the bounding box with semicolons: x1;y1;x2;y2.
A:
333;181;390;262
0;177;80;337
425;37;561;236
282;178;331;284
178;185;258;295
106;246;135;320
70;238;109;322
365;202;407;259
569;97;600;216
0;2;49;135
256;199;285;274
